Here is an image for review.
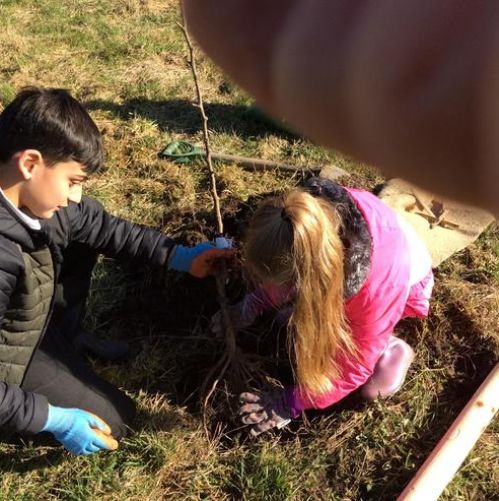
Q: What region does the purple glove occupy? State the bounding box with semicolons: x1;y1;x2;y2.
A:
210;303;254;337
239;388;295;437
210;286;290;336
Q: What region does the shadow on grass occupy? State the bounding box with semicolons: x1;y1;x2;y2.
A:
85;98;295;139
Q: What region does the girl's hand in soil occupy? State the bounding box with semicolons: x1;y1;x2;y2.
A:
239;389;293;437
168;242;234;278
210;302;248;337
209;309;225;338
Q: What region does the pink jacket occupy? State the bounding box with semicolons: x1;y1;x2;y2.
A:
237;189;433;415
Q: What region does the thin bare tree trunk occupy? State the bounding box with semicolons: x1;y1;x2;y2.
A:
179;4;250;439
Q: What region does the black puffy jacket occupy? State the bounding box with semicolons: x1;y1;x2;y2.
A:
0;195;174;434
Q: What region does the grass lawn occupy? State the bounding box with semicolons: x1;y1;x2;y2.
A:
0;1;497;499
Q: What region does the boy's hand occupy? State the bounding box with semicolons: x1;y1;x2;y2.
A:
41;405;118;455
239;389;293;437
168;242;233;278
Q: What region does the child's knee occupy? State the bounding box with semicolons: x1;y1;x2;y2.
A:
92;390;136;440
107;392;136;439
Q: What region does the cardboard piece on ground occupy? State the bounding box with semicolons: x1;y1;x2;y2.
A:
320;164;351;182
378;179;495;267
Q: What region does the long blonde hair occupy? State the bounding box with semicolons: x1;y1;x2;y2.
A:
244;189;358;396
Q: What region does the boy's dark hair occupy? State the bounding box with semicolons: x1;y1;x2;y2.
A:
0;87;103;173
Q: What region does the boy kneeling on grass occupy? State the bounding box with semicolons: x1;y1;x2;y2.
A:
0;87;230;455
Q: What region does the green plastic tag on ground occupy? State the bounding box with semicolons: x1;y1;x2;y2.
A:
160;141;204;164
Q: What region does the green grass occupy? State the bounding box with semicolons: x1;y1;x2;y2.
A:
0;1;498;499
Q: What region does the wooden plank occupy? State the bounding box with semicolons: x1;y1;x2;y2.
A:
397;363;499;501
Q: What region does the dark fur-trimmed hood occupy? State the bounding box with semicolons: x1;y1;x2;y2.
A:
304;177;372;298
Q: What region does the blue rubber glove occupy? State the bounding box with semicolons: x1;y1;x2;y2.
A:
41;405;113;455
168;242;215;273
168;242;232;277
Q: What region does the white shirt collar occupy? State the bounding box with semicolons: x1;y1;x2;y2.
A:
0;187;42;230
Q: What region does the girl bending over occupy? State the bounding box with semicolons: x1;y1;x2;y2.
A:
213;177;433;436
